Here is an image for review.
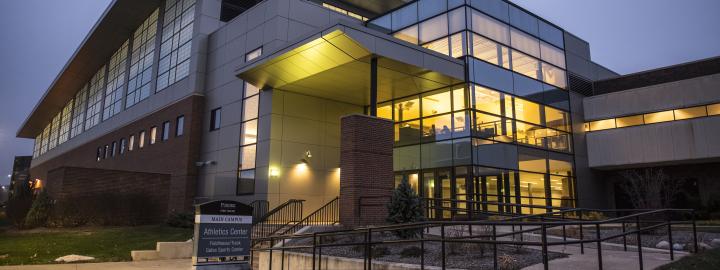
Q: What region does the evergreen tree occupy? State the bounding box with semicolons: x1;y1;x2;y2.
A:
24;189;53;228
386;177;426;238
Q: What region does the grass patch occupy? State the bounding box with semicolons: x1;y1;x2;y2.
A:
658;248;720;270
0;225;192;265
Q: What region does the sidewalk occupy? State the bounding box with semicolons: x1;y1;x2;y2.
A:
0;259;191;270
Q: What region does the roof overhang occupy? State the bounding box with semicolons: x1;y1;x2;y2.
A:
236;23;465;106
17;0;161;138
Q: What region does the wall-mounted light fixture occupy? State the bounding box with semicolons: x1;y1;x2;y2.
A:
300;150;312;164
269;167;280;178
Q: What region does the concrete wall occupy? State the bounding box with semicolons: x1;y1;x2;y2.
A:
258;251;446;270
584;74;720;121
261;90;363;214
586;117;720;169
197;0;366;206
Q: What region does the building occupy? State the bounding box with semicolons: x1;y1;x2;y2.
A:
17;0;715;221
8;156;32;198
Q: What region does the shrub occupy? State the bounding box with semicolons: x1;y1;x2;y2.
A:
47;193;162;227
386;177;425;239
166;212;194;228
5;180;33;228
498;254;520;270
23;190;53;228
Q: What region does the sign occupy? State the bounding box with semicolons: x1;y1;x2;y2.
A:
193;200;253;267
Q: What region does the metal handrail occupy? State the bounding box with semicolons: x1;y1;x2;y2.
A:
253;207;698;270
278;197;340;236
250;199;269;222
252;199;304;243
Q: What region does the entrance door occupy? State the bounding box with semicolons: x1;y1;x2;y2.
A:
422;168;455;219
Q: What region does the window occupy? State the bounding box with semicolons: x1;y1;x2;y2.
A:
545;106;569;131
616;115;644;128
471;33;510;69
540;41;565;69
470;9;510;44
97;147;103;162
157;0;195;91
243;96;259;120
139;131;146;148
103;40;129;120
394;25;419;44
245;47;262;61
71;84;88;138
237;170;255;195
378;102;393;120
48;112;61;150
111;141;117;157
85;66;106;130
40;124;50;155
422;37;450;56
176;115;185;136
419;14;448;43
120;138;127;154
395;97;420;121
708;103;720;116
58;99;73;144
473;85;502;115
674;106;707;120
162;121;170;141
391;2;417;31
541;63;567;88
514;98;542;125
395;121;421;145
644;110;674;124
511;51;541;80
104;145;110;159
210;108;221;131
421;89;451;117
239;145;256;170
150;126;158;144
126;9;158;108
510;28;540;57
129;135;135;151
588;119;615;131
241;119;257;145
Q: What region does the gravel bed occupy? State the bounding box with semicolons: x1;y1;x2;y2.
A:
279;227;567;270
547;226;720;251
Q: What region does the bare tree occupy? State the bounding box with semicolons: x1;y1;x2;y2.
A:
619;168;684;209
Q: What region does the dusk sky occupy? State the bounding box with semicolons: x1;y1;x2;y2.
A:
1;0;719;185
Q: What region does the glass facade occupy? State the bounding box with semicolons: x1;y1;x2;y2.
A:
586;102;720;132
157;0;195;91
373;0;574;216
237;82;260;195
33;1;193;158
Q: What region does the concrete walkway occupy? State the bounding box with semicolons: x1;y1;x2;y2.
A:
0;259;191;270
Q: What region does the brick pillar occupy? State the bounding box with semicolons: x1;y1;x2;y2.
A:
339;114;394;227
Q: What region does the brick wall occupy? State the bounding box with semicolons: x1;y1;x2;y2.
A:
339;114;394;227
31;95;204;219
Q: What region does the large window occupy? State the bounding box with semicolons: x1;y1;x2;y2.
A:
126;9;159;108
210;108;221;131
85;66;107;130
71;84;88;138
162;121;170;141
238;82;260;195
48;112;61;150
58;99;73;144
176;115;185;136
103;40;129;120
157;0;195;91
40;124;50;155
150;126;157;145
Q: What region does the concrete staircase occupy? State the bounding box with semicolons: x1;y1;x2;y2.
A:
131;240;193;261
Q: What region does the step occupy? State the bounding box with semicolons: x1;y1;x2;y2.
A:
131;240;193;261
131;250;161;261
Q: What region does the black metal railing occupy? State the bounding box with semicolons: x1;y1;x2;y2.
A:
250;199;270;222
253;207;698;270
277;197;340;236
252;199;304;242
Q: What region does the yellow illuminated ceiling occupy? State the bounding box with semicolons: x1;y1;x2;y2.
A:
237;28;463;105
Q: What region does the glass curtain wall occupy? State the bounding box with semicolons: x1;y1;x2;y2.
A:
374;0;575;217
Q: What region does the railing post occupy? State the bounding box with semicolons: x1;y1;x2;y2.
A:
269;237;273;270
367;228;373;270
596;223;603;270
441;224;446;270
692;210;699;253
541;222;549;270
318;234;323;270
636;216;644;270
622;220;627;251
579;211;585;254
281;242;285;270
562;211;567;242
667;213;674;261
312;233;317;270
421;226;425;270
493;224;498;270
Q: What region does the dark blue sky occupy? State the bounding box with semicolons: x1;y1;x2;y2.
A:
0;0;719;185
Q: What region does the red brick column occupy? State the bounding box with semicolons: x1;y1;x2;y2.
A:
339;114;394;227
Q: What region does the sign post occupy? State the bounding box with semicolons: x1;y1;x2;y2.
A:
193;200;253;270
